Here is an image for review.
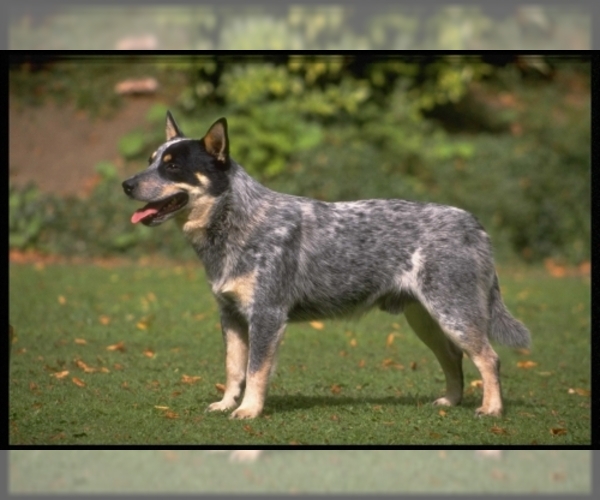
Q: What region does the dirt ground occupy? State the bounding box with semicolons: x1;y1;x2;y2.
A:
9;96;158;195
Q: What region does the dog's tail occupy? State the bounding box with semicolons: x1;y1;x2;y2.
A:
489;274;531;348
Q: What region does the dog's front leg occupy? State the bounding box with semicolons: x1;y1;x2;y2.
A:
230;312;286;419
207;311;249;413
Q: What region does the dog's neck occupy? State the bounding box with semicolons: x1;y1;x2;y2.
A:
186;163;273;281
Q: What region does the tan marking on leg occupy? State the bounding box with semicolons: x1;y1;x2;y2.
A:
470;344;502;416
229;324;286;419
217;271;258;310
163;153;172;162
229;360;271;419
207;325;248;412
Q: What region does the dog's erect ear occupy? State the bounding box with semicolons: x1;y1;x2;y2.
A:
165;111;185;141
202;118;229;165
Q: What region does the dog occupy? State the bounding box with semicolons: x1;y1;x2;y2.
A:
122;111;530;420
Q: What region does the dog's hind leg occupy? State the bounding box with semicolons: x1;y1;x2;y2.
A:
404;302;464;407
464;341;502;416
424;308;502;416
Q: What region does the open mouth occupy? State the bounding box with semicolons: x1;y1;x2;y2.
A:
131;192;189;226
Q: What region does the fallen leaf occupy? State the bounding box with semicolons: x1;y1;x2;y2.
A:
99;315;111;325
155;406;169;410
107;341;125;352
143;349;155;358
58;295;66;305
409;361;417;370
136;321;148;330
550;427;567;436
310;321;324;330
29;382;38;391
74;338;87;345
517;360;537;369
164;411;178;419
330;414;339;421
181;374;201;384
438;409;446;417
215;383;226;392
568;388;590;397
471;379;483;388
349;338;357;347
52;370;69;379
72;377;86;387
330;384;342;394
358;359;366;368
75;360;96;373
490;425;508;434
386;333;395;347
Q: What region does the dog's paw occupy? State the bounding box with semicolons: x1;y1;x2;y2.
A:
474;405;502;417
229;450;263;462
206;400;237;412
229;406;261;419
432;396;461;407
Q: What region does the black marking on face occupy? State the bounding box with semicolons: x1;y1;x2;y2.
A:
157;140;231;197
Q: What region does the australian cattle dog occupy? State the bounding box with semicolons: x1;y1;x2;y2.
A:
122;112;530;420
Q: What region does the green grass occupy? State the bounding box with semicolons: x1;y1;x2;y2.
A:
9;262;590;445
9;450;591;493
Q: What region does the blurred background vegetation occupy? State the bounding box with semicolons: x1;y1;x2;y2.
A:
9;54;590;266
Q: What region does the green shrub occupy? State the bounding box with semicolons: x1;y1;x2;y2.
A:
9;183;49;249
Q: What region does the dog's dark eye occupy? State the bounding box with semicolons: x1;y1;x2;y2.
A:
166;163;180;171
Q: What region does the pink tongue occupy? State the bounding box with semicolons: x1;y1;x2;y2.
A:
131;207;158;224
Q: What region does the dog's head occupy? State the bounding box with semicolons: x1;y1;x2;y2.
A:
122;112;231;226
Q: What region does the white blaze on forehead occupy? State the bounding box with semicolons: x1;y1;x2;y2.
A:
150;137;190;165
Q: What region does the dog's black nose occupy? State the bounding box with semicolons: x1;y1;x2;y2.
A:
122;179;135;196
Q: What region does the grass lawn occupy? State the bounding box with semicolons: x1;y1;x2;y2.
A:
9;261;590;445
9;450;591;493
